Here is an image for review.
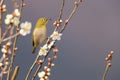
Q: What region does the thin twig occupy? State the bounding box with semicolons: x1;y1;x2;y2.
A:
1;26;12;40
7;25;15;80
32;61;42;80
0;0;5;43
0;9;2;42
25;54;40;80
0;56;3;62
13;0;18;8
60;0;82;33
19;0;24;21
0;75;2;80
0;0;5;5
58;0;65;20
0;66;7;80
102;51;113;80
2;32;20;42
55;0;65;31
11;66;20;80
102;64;110;80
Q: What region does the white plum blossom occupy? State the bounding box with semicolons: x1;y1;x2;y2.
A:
5;19;10;25
13;17;20;26
5;14;20;26
19;21;32;36
50;31;62;41
39;46;48;56
38;71;45;78
14;9;20;17
5;9;20;25
42;44;48;49
5;14;13;25
6;14;13;19
40;78;44;80
1;48;7;54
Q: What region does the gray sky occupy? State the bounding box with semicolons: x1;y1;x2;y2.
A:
4;0;120;80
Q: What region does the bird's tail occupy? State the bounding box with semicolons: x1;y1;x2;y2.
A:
32;47;36;53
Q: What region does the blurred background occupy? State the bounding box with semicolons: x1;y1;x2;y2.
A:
4;0;120;80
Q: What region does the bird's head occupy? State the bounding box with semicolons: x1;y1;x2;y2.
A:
37;17;49;25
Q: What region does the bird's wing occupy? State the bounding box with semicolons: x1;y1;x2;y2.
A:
32;33;34;46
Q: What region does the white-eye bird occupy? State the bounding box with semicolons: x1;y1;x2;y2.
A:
32;17;49;53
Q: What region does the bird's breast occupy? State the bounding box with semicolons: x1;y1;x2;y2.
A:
33;28;46;44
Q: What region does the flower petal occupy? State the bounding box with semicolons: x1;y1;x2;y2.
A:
19;21;32;36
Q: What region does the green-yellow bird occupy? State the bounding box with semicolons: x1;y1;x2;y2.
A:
32;17;49;53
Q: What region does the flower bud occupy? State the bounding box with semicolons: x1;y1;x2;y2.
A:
74;1;79;6
0;63;3;67
44;76;48;79
46;72;51;76
51;63;55;67
5;61;9;66
36;60;43;64
56;23;60;27
48;58;51;62
53;48;59;53
44;66;48;70
46;68;51;72
6;41;12;47
53;55;57;59
14;47;18;51
53;21;57;26
59;19;62;23
2;71;8;75
2;8;6;12
108;63;111;67
22;3;26;6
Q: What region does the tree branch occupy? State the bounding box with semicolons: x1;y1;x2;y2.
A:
7;0;24;80
0;0;5;43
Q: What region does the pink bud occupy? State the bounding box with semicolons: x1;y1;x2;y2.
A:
14;47;18;51
2;9;6;12
2;71;8;75
53;48;59;53
48;62;51;66
105;57;108;61
36;60;43;64
51;63;55;67
74;1;79;5
108;63;111;67
48;58;51;62
53;21;57;26
22;3;26;6
53;55;57;59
